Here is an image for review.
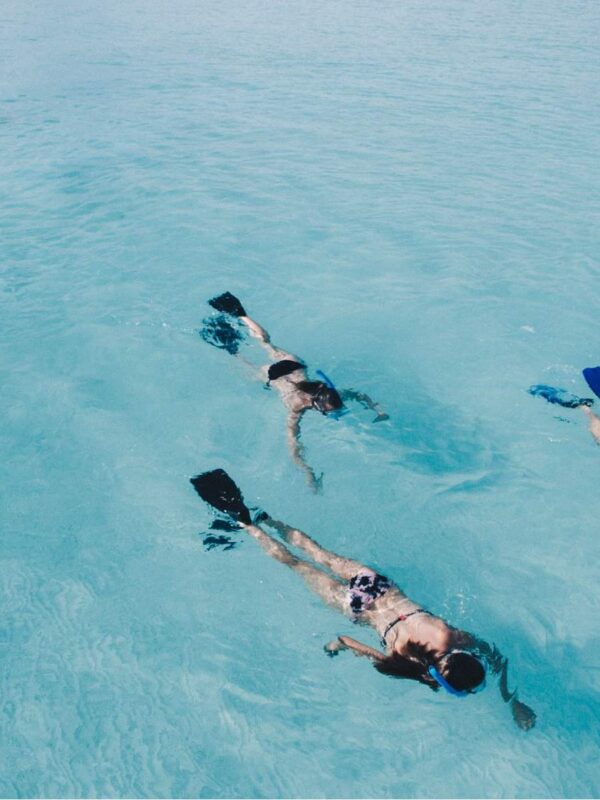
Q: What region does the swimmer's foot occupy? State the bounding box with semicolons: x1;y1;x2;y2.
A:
324;639;344;657
190;468;252;525
251;507;269;524
209;291;247;318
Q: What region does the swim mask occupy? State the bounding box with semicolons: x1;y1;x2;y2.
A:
428;666;469;697
428;651;486;697
314;369;348;418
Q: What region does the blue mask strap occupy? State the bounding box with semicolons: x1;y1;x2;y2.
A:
428;666;468;697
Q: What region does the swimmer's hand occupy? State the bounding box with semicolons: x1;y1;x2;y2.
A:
373;412;389;423
325;635;386;662
308;470;324;494
324;638;346;657
511;697;536;731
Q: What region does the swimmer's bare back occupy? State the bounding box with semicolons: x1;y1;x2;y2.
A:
203;292;388;491
191;468;536;731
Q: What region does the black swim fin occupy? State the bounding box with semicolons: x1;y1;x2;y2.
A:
208;291;247;318
528;384;593;409
190;469;252;525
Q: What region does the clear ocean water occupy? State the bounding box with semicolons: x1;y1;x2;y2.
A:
1;1;600;797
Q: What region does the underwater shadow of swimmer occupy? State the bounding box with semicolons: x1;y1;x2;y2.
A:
199;314;244;355
379;389;508;487
200;507;269;551
200;518;240;551
471;611;600;743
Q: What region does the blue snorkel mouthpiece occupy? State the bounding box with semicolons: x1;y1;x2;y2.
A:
428;666;469;698
428;652;486;697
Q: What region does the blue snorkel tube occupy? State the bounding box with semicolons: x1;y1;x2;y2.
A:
315;369;337;390
315;369;349;419
428;666;469;698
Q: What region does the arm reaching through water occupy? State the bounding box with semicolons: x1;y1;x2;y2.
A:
287;411;322;492
324;635;385;661
340;388;389;423
498;656;536;731
465;636;536;731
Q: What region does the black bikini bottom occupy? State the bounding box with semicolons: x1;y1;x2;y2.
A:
268;359;305;381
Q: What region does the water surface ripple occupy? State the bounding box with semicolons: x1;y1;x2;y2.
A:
1;1;600;797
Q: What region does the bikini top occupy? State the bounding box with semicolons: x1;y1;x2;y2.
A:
380;609;432;647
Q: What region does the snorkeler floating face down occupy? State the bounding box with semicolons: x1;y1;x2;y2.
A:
200;292;389;491
190;469;536;731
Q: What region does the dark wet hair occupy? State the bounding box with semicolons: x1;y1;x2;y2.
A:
442;651;485;693
374;642;440;690
374;643;485;694
295;381;343;414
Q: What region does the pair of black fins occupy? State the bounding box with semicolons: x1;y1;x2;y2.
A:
529;367;600;409
199;292;247;355
195;293;282;527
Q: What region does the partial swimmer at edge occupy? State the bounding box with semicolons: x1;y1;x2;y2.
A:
190;468;536;731
201;291;389;491
529;365;600;446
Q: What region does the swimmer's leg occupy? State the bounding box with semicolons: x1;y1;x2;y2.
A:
240;314;299;362
208;291;300;362
244;523;349;614
262;518;366;580
582;405;600;445
190;469;348;611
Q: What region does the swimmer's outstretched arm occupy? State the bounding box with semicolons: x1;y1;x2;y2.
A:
324;635;385;661
287;410;322;492
498;656;536;730
465;636;536;731
340;388;389;423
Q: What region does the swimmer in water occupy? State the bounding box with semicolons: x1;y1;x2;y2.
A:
529;369;600;446
190;468;536;731
201;292;389;491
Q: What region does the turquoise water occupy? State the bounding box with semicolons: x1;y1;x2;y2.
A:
2;0;600;796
